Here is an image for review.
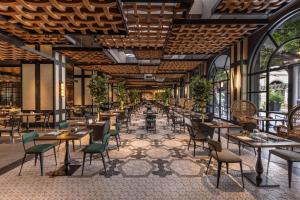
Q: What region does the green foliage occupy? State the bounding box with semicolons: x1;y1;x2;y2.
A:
118;81;127;102
161;88;171;105
88;75;108;111
128;89;140;103
190;77;212;110
259;47;274;70
269;90;284;104
214;69;229;81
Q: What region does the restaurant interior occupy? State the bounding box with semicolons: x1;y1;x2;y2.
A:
0;0;300;199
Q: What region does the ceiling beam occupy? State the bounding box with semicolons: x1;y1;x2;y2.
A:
173;18;269;25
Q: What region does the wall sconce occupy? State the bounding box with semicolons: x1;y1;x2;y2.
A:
60;82;65;97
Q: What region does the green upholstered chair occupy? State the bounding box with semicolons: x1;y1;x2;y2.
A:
109;122;121;150
206;139;244;189
81;133;111;176
19;131;57;176
57;121;77;151
267;149;300;188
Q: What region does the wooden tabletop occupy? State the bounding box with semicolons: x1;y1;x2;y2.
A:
251;116;286;121
204;121;240;128
15;112;44;116
36;129;91;141
227;133;300;148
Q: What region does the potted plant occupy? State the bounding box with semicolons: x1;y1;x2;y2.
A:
190;77;212;122
269;90;284;111
128;89;140;104
118;81;127;110
88;74;108;121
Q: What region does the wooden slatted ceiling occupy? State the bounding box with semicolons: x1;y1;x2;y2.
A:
134;50;163;59
165;24;258;54
0;75;20;82
0;0;126;35
59;50;112;65
99;2;188;48
158;61;202;71
156;74;184;79
214;0;291;14
0;40;45;61
0;67;20;74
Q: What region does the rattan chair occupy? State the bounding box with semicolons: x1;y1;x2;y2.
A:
277;104;300;140
231;100;257;124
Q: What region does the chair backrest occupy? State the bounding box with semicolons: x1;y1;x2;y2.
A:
58;121;69;129
186;124;195;137
102;133;111;148
207;139;222;152
191;119;215;138
242;122;257;132
288;105;300;130
231;100;257;123
22;131;39;151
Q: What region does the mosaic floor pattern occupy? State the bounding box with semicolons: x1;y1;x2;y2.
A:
0;106;300;199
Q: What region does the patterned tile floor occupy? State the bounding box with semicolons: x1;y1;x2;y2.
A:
0;106;300;199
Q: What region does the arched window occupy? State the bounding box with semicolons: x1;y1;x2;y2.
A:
208;54;230;120
249;11;300;132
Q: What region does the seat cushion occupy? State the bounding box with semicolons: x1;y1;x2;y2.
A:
270;149;300;162
211;150;241;163
83;143;105;153
26;144;55;154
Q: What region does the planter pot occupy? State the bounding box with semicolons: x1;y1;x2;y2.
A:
269;101;281;111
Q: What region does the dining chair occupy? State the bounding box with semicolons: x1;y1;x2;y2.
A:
206;139;244;189
19;131;57;176
81;133;111;176
0;115;22;143
267;148;300;188
57;121;76;151
109;122;121;150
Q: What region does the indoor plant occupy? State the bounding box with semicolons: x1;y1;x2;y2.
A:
161;88;171;106
88;74;108;121
118;81;127;110
190;77;212;122
269;90;284;111
128;89;140;104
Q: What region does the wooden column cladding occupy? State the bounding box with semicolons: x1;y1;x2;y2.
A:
230;38;249;103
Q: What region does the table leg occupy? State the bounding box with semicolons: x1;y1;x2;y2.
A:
64;140;70;175
244;147;279;187
26;116;29;130
217;128;221;142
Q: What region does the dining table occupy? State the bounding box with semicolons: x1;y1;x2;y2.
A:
251;116;287;132
36;129;92;176
204;121;241;142
15;112;44;130
227;132;300;187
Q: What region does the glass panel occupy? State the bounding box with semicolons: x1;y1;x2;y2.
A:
213;84;220;118
250;73;267;92
220;81;228;120
251;92;267;110
252;36;277;72
269;69;288;113
270;39;300;68
271;13;300;46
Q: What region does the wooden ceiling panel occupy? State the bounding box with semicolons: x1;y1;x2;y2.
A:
139;65;158;74
59;50;112;65
0;0;126;35
214;0;291;14
0;67;20;74
0;75;20;82
165;24;258;54
158;61;202;71
0;41;45;61
134;50;163;60
99;2;190;48
156;74;185;79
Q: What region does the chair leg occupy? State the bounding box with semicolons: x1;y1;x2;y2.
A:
53;147;57;165
288;161;293;188
100;153;107;175
115;135;119;151
81;153;86;176
240;162;244;189
267;152;271;174
202;141;205;150
193;140;196;156
18;154;27;176
217;162;222;188
106;150;110;162
206;156;212;175
39;153;44;176
72;140;75;152
57;140;61;152
34;154;38;166
187;138;191;150
226;163;229;174
90;153;93;165
238;141;241;155
254;148;256;156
